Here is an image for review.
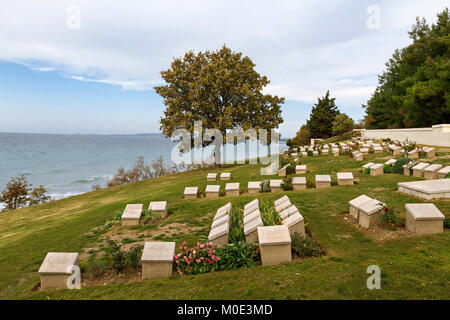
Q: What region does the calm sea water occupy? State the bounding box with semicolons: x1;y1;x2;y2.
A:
0;132;287;205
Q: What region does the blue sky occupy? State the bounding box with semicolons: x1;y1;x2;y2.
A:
0;0;447;137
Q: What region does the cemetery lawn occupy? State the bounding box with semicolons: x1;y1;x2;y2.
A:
0;149;449;300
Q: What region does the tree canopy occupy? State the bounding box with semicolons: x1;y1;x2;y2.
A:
286;125;310;149
364;8;450;128
155;46;284;162
332;113;354;136
306;91;340;138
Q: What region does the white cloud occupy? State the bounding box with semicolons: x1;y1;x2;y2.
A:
0;0;447;108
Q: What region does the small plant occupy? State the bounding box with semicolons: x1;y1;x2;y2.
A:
383;165;393;174
392;157;412;174
142;209;160;224
86;260;108;278
286;165;295;175
363;168;370;174
291;233;325;258
281;176;293;191
378;206;404;231
229;207;245;244
125;245;143;270
174;241;221;275
104;240;143;273
260;201;280;226
445;173;450;179
216;242;260;270
307;150;314;157
260;180;271;193
444;218;450;229
103;211;122;229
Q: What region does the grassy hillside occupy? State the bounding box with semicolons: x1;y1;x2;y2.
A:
0;148;449;300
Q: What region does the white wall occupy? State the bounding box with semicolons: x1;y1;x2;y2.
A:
361;124;450;147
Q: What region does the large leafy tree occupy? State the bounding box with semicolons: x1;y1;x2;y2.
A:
332;113;354;136
155;46;284;164
287;125;310;148
306;91;340;138
365;8;450;128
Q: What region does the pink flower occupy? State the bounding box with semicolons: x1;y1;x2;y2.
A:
175;260;179;264
196;259;201;263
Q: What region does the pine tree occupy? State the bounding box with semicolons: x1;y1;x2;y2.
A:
306;91;340;138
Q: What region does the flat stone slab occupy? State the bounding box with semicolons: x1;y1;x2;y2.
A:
141;242;175;262
258;225;291;246
244;216;264;236
248;181;261;189
207;173;217;180
208;223;229;241
38;253;79;275
412;162;430;171
244;209;261;225
274;195;290;207
275;198;292;213
122;204;143;220
244;199;259;211
283;211;304;227
206;185;220;193
279;205;299;220
385;159;397;166
398;179;450;200
149;201;167;212
316;175;331;182
370;164;384;170
292;177;306;184
359;199;385;216
220;172;231;179
225;183;240;191
438;166;450;175
405;204;445;221
211;214;230;229
337;172;353;180
296;165;307;171
349;195;372;208
184;187;198;195
424;164;443;173
270;180;282;188
363;162;375;169
215;203;232;220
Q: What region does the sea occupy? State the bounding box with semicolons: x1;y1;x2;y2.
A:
0;132;287;208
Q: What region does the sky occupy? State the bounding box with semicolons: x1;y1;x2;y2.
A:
0;0;448;137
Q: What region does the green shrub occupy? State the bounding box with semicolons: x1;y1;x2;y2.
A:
142;209;160;224
286;165;295;175
104;240;143;273
260;201;281;226
103;211;122;229
260;180;271;193
444;218;450;228
86;260;108;278
229;207;245;244
378;206;404;231
307;150;314;157
445;173;450;179
383;165;393;174
291;233;325;258
216;242;260;271
363;168;370;174
392;157;412;174
281;176;293;191
125;245;143;270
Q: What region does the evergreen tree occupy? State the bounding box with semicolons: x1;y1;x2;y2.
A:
306;91;340;138
365;8;450;128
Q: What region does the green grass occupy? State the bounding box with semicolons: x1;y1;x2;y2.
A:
0;148;449;300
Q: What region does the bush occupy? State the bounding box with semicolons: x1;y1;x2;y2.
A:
444;218;450;228
86;260;108;278
142;209;160;224
281;176;293;191
291;233;325;258
0;176;50;212
378;206;404;231
260;201;281;226
104;211;123;229
363;168;370;174
286;165;295;175
104;240;143;273
392;157;412;174
174;242;220;275
383;165;393;174
229;207;245;244
445;173;450;179
216;242;260;271
260;180;271;193
307;150;314;157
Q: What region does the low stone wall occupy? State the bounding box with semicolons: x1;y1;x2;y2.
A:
360;124;450;147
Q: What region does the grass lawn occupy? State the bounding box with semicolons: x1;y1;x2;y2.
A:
0;148;449;300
